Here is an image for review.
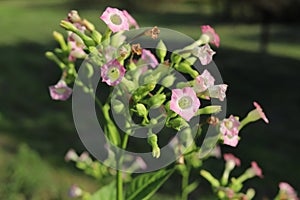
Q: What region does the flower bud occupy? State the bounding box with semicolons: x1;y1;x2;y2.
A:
91;30;102;44
200;170;220;188
82;19;95;31
53;31;68;51
168;117;189;131
132;83;156;102
136;103;148;117
69;184;83;198
196;105;222;115
171;52;182;64
174;62;199;78
161;74;176;88
45;51;66;69
156;40;167;62
60;20;95;47
147;134;160;158
112;99;125;114
65;149;78;162
68;10;81;23
147;93;166;109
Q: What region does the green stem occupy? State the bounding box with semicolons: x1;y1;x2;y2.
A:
116;132;130;200
181;166;190;200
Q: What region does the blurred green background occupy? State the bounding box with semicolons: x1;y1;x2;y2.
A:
0;0;299;199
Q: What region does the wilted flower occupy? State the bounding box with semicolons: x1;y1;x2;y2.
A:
208;84;228;101
170;87;200;121
220;115;240;147
101;59;126;86
49;80;72;101
123;10;139;29
132;43;142;55
278;182;299;200
100;7;129;33
192;44;216;65
141;49;159;68
194;69;215;93
69;185;83;198
145;26;160;39
201;25;220;47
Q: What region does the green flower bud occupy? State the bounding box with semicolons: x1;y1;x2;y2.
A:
112;99;125;114
82;19;95;31
196;105;222;115
146;93;166;109
136;103;148;117
60;20;95;47
45;51;66;69
246;188;255;200
171;52;182;64
91;30;102;45
147;134;160;158
53;31;68;51
161;74;176;88
200;170;220;188
174;62;199;78
132;83;156;102
168;117;189;131
184;57;198;66
156;40;167;62
120;78;136;92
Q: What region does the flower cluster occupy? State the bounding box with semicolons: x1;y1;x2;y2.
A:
46;7;298;200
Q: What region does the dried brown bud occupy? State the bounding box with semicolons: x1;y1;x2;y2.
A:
145;26;160;39
207;116;219;126
132;43;142;55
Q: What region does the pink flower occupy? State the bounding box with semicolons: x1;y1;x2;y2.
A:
220;115;240;147
68;40;86;61
141;49;159;68
250;161;263;178
224;153;241;166
136;156;147;170
192;44;216;65
49;80;72;101
170;87;200;121
78;151;92;164
253;101;269;124
100;7;129;33
122;10;139;29
279;182;299;200
208;84;228;101
69;185;83;198
201;25;220;47
65;149;78;162
193;69;215;93
101;59;126;86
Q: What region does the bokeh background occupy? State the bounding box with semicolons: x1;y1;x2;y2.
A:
0;0;299;199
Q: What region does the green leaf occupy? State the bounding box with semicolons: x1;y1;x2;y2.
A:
89;181;116;200
125;168;175;200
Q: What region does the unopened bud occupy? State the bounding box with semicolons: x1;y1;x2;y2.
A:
156;40;167;62
161;74;176;88
136;103;148;117
68;10;81;23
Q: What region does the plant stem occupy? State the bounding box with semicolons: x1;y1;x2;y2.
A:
181;167;190;200
116;132;130;200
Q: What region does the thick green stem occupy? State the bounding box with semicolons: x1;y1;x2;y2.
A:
181;166;190;200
